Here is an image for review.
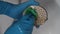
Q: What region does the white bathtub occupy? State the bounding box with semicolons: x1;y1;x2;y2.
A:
0;0;60;34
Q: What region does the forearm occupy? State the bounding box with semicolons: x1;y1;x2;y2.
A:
0;1;15;14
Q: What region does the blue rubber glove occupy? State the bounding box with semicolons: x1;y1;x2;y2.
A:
4;14;35;34
0;0;39;34
0;0;39;19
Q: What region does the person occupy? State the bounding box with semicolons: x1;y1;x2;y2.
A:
0;0;39;34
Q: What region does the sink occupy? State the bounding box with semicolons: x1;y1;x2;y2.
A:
0;0;60;34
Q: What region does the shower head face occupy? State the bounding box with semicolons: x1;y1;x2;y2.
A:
31;6;48;26
23;5;48;28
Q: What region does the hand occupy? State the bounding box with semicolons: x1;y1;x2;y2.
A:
0;0;39;19
4;14;35;34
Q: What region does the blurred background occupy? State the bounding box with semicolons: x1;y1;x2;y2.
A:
0;0;60;34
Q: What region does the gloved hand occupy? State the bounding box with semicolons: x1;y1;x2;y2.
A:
4;14;35;34
0;0;39;34
0;0;39;19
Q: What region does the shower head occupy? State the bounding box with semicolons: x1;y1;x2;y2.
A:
31;6;48;27
23;5;48;28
